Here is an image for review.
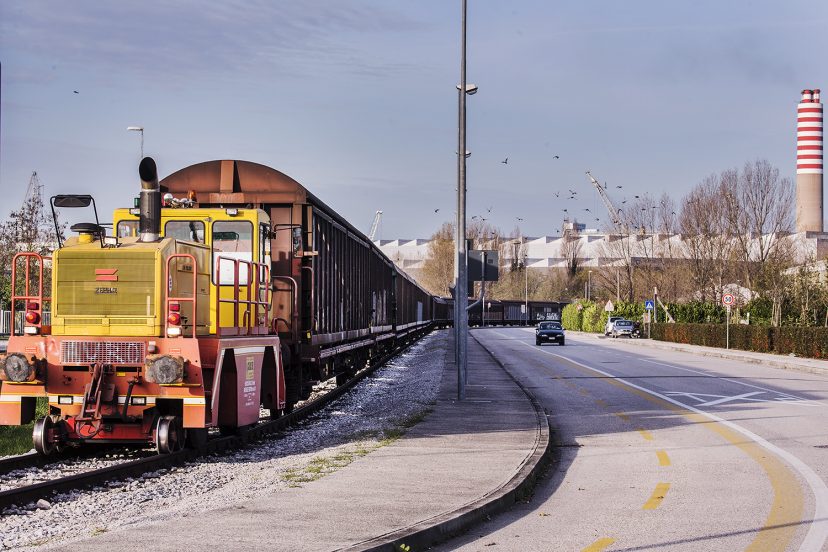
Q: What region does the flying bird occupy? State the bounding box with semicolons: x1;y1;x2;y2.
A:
501;158;508;164
73;90;79;94
616;185;622;189
562;209;568;213
516;217;524;221
554;192;560;198
434;208;440;213
621;200;627;204
553;155;560;159
487;206;493;213
584;208;591;212
568;189;577;195
634;195;640;199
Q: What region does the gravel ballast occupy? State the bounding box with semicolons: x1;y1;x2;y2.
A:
0;330;447;551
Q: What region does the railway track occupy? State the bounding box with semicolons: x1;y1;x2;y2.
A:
0;331;426;512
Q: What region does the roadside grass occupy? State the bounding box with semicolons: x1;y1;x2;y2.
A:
0;398;48;457
280;406;434;487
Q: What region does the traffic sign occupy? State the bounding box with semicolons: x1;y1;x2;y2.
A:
722;293;735;306
644;300;655;310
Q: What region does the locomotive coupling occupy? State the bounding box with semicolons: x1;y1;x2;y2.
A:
0;353;38;383
144;354;185;385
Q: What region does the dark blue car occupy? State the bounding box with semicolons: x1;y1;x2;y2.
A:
535;321;565;346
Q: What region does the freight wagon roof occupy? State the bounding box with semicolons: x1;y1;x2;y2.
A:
160;159;425;289
161;159;368;249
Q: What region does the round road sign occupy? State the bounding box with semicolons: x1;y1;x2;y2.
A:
722;293;735;306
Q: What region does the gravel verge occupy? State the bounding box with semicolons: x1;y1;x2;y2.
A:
0;329;447;550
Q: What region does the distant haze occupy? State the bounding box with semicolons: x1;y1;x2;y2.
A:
1;1;826;238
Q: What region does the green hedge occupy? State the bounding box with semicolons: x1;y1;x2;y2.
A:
651;323;828;359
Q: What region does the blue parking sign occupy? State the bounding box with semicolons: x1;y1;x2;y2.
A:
644;300;655;310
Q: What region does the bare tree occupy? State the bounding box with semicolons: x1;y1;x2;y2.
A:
419;222;455;297
0;178;63;309
722;159;794;291
679;174;735;302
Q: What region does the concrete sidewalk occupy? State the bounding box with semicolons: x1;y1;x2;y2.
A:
588;331;828;376
57;334;551;552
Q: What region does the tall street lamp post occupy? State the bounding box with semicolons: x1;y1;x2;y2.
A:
454;0;476;400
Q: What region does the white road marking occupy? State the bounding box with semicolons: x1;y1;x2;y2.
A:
480;329;828;552
663;390;818;408
639;358;823;407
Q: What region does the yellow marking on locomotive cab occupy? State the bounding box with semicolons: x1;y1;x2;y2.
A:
657;450;671;466
581;537;615;552
643;482;670;509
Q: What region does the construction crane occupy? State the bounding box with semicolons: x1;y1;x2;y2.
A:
368;210;383;241
585;170;623;228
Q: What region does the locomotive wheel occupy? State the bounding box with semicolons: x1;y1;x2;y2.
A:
186;427;208;450
156;415;184;454
33;416;57;456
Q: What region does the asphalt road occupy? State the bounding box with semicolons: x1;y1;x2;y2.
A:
435;328;828;552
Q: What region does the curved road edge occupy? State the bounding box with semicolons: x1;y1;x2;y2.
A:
349;332;558;552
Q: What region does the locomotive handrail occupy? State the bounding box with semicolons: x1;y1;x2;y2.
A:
272;275;298;342
10;252;52;336
164;253;198;338
214;256;270;337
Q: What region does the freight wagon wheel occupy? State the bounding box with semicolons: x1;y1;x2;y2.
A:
156;415;184;454
33;416;57;456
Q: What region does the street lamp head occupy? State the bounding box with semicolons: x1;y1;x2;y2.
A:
127;126;143;132
456;84;478;95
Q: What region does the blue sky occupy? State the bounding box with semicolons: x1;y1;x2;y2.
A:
1;1;826;239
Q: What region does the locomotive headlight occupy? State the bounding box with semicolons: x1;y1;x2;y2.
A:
145;355;184;385
1;353;35;383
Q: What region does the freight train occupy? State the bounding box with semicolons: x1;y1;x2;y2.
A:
0;158;441;454
467;299;566;327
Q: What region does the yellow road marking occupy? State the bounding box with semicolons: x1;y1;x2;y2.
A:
656;450;671;466
594;398;608;408
614;411;630;422
581;537;615;552
637;428;653;441
643;482;670;509
578;387;590;396
541;352;804;551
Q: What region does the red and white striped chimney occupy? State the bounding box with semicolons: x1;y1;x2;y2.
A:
796;88;824;232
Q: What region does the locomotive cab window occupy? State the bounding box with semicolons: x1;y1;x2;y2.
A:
165;220;205;243
117;220;138;238
212;220;254;284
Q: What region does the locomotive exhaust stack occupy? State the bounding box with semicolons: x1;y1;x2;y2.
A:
139;156;161;242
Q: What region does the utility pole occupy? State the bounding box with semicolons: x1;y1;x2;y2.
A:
455;0;470;400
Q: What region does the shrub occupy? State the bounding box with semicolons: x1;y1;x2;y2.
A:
651;323;828;359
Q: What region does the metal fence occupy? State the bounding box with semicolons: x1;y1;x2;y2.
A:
0;310;51;336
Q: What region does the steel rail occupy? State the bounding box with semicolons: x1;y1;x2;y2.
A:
0;327;431;511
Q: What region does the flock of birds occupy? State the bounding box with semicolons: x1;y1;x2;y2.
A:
430;156;677;233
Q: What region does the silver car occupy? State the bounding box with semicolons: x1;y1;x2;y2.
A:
611;319;634;338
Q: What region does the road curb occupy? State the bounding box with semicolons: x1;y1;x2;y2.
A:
576;331;828;377
346;333;555;552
